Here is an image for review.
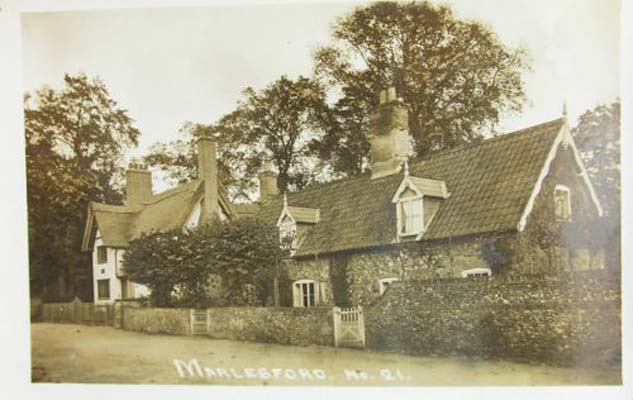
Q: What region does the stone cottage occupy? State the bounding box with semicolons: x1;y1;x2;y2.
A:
81;87;604;307
254;88;604;307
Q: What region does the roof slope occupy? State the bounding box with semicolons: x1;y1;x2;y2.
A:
256;118;564;256
83;180;202;250
415;118;563;239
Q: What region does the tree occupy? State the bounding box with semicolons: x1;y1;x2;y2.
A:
25;73;140;299
314;1;529;174
122;229;186;307
202;219;285;306
143;76;332;198
123;219;285;307
142;122;248;201
209;75;333;194
572;101;620;270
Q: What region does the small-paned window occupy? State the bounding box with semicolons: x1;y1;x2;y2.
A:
97;246;108;264
400;199;423;235
379;277;400;295
461;268;491;278
554;184;571;221
97;279;110;300
293;279;315;307
279;218;297;250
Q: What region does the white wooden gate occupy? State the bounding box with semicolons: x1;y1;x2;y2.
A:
189;309;209;336
333;306;365;348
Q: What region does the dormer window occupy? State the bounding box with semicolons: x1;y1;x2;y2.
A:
554;184;571;221
279;216;297;250
401;198;423;235
276;193;319;253
391;166;448;240
395;185;424;237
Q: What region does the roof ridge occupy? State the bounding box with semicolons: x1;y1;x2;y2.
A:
414;118;564;163
143;179;201;204
269;172;373;199
258;118;563;201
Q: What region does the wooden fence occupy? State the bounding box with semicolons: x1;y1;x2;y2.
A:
41;297;114;326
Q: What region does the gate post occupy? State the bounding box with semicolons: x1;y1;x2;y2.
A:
333;307;340;347
358;306;365;349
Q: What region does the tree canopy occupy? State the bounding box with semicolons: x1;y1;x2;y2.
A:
123;219;285;307
314;1;529;174
25;73;140;299
144;75;335;200
209;75;333;194
572;100;620;270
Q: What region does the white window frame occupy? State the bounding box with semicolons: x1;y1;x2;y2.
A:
461;268;492;278
392;177;426;239
399;197;424;236
293;279;316;307
554;184;572;221
379;277;400;295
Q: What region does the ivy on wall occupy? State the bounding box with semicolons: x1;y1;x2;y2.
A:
123;219;286;307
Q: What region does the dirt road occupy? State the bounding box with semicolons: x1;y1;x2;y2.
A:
30;323;620;386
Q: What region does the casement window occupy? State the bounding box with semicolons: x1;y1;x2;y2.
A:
400;198;423;235
97;279;110;300
554;184;571;221
293;279;315;307
379;277;400;295
279;217;297;250
97;246;108;264
461;268;491;278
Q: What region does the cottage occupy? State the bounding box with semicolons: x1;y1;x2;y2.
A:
81;88;604;307
80;138;254;304
254;89;604;307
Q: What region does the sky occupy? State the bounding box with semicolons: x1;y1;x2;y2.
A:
21;0;621;190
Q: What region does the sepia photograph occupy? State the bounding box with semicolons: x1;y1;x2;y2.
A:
1;0;627;395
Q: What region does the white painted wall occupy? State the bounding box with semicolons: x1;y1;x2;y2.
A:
92;229;150;304
92;229;121;305
184;199;202;229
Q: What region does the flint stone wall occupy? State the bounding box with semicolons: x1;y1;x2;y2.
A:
365;270;621;367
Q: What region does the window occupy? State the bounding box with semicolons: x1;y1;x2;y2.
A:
554;185;571;221
379;277;399;295
400;198;423;235
279;217;297;250
97;246;108;264
97;279;110;300
121;277;135;299
293;279;315;307
461;268;491;278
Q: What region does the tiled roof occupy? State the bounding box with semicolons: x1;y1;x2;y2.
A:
255;118;564;256
415;119;563;239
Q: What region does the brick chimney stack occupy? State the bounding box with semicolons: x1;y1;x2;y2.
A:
126;163;152;206
258;161;279;203
197;136;219;223
369;86;413;179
